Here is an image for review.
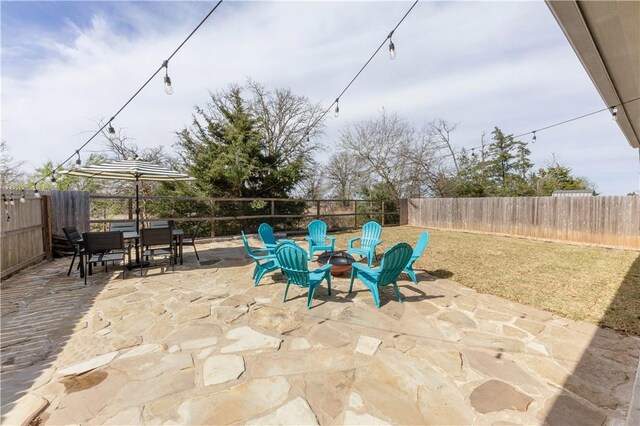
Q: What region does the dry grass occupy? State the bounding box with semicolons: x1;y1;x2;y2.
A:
331;225;640;335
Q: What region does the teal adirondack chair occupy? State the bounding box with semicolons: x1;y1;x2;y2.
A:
404;231;430;284
347;221;382;267
349;242;413;308
241;231;280;286
258;223;287;253
305;220;336;260
275;242;332;309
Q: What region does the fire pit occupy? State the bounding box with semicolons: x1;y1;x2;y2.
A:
316;251;356;277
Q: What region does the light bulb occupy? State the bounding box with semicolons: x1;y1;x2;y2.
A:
20;190;26;203
2;194;7;206
389;40;396;60
532;132;537;143
76;151;82;165
51;174;57;183
108;122;116;140
164;75;174;95
611;107;618;121
9;193;14;205
334;99;340;118
34;188;41;198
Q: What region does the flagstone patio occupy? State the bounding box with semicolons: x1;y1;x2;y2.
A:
1;237;639;425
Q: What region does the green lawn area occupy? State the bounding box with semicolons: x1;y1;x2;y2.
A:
331;225;640;335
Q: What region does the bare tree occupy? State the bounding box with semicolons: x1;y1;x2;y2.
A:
295;164;325;200
407;133;456;197
247;80;325;168
339;109;418;199
325;151;364;202
0;140;26;187
424;119;460;173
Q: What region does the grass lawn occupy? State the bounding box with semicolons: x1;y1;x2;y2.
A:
331;225;640;335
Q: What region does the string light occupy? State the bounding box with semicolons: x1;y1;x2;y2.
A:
34;187;41;198
2;194;7;206
388;31;396;60
334;99;340;118
75;151;82;166
9;193;15;206
51;173;57;183
107;119;116;141
532;131;537;143
20;190;26;203
31;0;224;189
611;106;618;121
163;60;174;95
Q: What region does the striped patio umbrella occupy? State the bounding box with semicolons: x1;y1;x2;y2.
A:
61;158;195;232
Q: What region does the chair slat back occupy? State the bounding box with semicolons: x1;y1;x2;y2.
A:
276;243;310;287
63;226;82;245
361;221;382;249
148;220;169;228
378;243;413;285
412;231;430;260
141;228;172;247
308;220;328;245
83;232;124;255
258;223;277;245
110;222;136;232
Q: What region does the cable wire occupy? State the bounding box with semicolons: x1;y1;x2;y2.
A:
35;0;224;187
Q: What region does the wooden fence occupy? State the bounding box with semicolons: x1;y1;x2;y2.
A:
89;195;400;236
1;190;52;279
48;190;90;237
407;196;640;249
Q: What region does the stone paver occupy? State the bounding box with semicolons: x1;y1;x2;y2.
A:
1;237;638;425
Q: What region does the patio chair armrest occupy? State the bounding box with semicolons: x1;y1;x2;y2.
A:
312;263;332;274
253;253;276;260
327;236;336;243
347;237;360;248
304;236;312;242
251;249;272;256
372;239;382;246
351;262;376;275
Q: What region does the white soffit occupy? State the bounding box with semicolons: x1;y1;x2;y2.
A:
546;0;640;148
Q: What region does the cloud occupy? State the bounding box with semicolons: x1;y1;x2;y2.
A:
1;0;637;195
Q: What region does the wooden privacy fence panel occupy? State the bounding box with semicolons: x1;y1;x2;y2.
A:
48;190;90;237
408;196;640;249
1;192;51;279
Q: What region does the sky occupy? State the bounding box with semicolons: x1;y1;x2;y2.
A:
1;0;638;195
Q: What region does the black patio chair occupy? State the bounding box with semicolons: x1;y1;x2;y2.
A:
62;226;84;277
184;221;203;261
82;231;127;285
141;227;174;275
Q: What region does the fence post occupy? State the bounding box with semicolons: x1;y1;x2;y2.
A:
381;200;385;226
316;200;321;219
41;195;53;260
210;199;215;238
354;200;358;228
398;198;408;225
271;200;275;217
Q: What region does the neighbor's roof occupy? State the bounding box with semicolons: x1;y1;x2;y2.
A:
552;189;596;196
546;1;640;149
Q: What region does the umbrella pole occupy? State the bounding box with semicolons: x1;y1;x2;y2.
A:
135;177;140;233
